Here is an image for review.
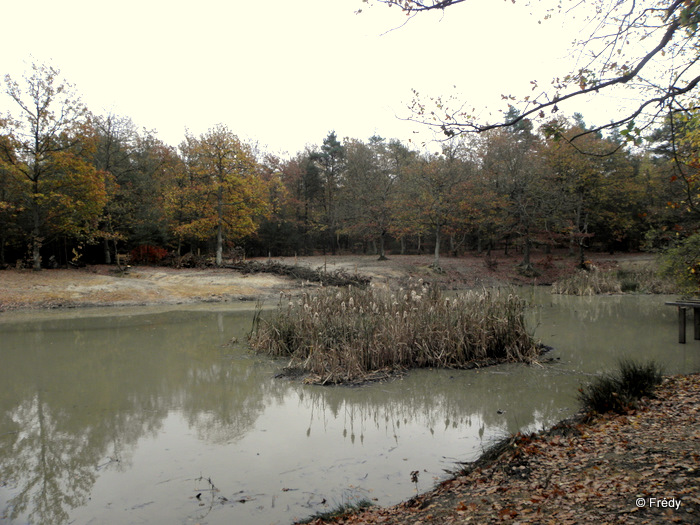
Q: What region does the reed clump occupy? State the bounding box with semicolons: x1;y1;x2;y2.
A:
249;281;540;384
551;268;622;295
551;266;676;295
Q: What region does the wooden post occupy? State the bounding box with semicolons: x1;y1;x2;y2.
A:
694;307;700;340
679;307;687;344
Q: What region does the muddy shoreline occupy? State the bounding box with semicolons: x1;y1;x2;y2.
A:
298;373;700;524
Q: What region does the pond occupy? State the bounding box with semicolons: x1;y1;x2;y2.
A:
1;289;699;524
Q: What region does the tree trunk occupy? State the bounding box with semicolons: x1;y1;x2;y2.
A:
433;228;441;268
216;184;224;266
104;238;111;264
216;225;223;266
378;233;388;260
400;236;406;255
522;237;531;267
32;205;42;271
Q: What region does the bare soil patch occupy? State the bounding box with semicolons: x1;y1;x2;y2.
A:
272;251;646;289
0;265;294;311
0;251;654;312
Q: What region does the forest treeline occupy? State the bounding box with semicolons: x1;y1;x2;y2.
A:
1;64;698;277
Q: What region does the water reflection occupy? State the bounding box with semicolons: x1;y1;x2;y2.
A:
0;308;277;524
527;289;698;374
0;292;699;524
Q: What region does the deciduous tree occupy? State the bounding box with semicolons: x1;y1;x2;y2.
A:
1;64;106;269
177;125;269;265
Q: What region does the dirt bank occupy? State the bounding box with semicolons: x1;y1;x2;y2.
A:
0;252;654;312
0;265;296;311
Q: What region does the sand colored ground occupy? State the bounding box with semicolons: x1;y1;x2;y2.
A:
0;251;654;312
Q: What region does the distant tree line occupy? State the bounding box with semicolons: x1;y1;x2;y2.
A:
0;63;697;274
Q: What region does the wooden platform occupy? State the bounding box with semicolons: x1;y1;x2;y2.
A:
665;300;700;343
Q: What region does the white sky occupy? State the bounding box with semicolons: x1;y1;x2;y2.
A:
2;0;607;157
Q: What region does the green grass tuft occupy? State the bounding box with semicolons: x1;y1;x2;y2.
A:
578;358;664;415
295;498;374;524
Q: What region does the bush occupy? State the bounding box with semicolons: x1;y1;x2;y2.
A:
578;359;663;415
250;281;541;384
130;244;169;265
659;232;700;295
616;358;664;399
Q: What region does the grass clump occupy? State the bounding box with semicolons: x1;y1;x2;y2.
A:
249;281;541;384
578;358;664;415
551;268;622;295
616;266;677;294
296;499;374;524
552;266;676;295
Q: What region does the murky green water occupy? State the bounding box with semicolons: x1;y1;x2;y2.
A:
1;290;698;524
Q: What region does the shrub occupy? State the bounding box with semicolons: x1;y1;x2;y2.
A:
659;233;700;295
616;357;664;399
250;282;541;384
578;359;663;415
130;245;169;265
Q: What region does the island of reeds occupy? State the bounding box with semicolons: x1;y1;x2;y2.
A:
249;281;541;384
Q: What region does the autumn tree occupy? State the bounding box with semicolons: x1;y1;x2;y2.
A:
398;140;473;268
1;64;107;270
648;110;700;288
177;125;269;265
383;139;418;254
340;136;410;259
0;133;24;266
250;153;298;256
91;115;169;262
476;113;555;272
541;119;639;265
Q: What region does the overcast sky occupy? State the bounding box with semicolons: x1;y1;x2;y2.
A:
2;0;612;156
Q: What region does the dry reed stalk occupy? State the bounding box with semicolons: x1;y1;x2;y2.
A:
250;281;540;384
